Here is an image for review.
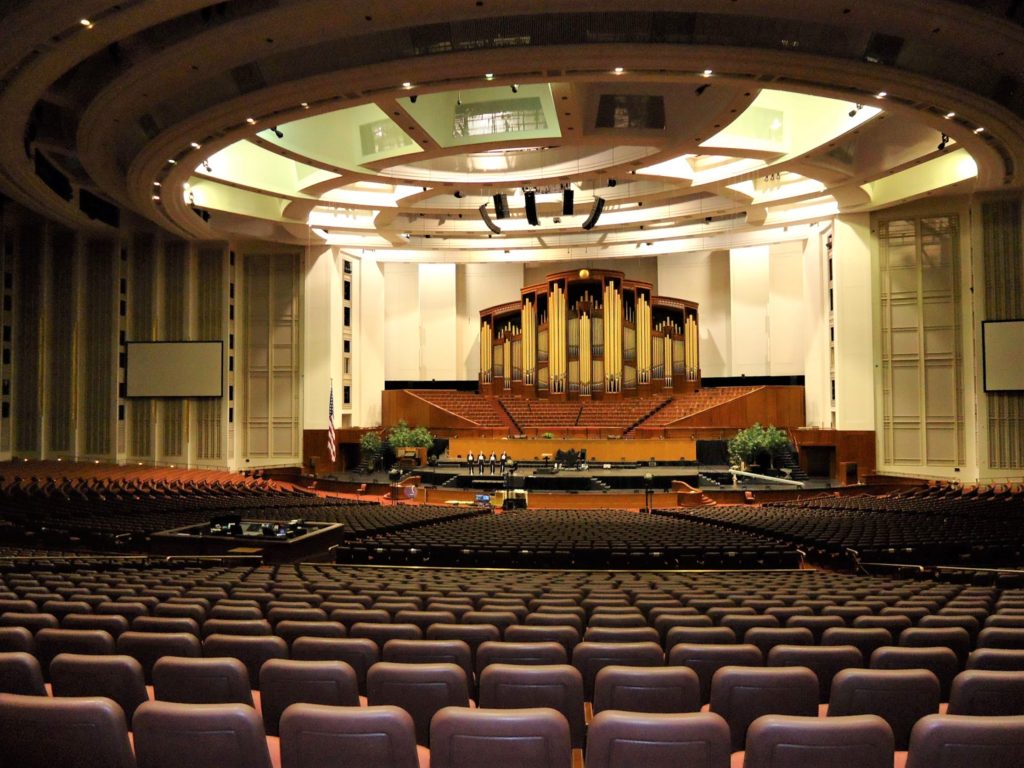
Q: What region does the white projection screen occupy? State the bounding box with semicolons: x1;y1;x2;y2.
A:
983;320;1024;392
126;341;224;397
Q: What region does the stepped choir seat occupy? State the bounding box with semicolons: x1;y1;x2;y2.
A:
0;692;136;768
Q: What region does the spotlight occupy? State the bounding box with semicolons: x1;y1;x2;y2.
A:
581;197;605;230
607;179;617;187
409;94;418;103
562;188;574;216
511;84;519;93
937;133;950;151
269;127;284;139
492;193;509;220
478;204;502;234
524;190;539;226
848;104;863;118
202;160;212;172
454;191;463;199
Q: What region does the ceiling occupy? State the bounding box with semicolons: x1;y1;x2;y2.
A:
1;1;1022;263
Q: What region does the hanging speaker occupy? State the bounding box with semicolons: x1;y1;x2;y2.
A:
524;191;539;226
478;203;502;234
492;193;509;219
562;189;574;216
581;197;605;230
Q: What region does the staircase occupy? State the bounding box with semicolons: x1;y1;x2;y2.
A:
624;396;673;436
777;445;809;481
494;397;523;434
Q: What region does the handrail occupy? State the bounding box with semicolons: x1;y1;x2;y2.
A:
729;469;804;488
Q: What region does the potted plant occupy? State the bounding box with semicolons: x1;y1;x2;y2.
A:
359;431;383;473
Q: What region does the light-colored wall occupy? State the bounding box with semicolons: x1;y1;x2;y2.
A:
730;246;771;376
656;251;731;378
802;229;831;427
456;262;524;380
354;257;385;427
833;213;876;430
302;247;343;430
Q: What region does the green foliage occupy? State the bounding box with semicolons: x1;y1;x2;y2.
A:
541;431;555;439
728;423;790;468
387;420;434;449
359;431;383;464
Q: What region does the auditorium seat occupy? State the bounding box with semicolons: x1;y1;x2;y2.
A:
35;628;115;678
827;668;940;750
585;710;731;768
668;643;764;704
0;692;136;768
429;706;571;768
116;631;202;683
383;639;474;689
0;626;35;654
259;658;359;737
592;664;701;715
870;646;960;700
904;714;1024;768
279;703;423;768
767;644;864;702
0;651;47;695
290;637;378;695
946;670;1024;716
152;656;254;706
202;633;288;689
63;612;131;638
709;665;819;752
50;653;149;722
133;700;274;768
742;714;894;768
366;661;471;746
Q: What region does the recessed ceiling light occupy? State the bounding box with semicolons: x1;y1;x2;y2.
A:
613;67;624;74
945;112;956;119
702;69;713;77
246;117;256;124
875;91;887;98
300;102;309;109
168;159;177;165
152;195;160;201
153;181;161;187
485;73;494;80
974;126;985;133
190;141;201;149
402;81;412;88
80;18;92;27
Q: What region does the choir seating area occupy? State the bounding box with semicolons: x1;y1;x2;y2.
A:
403;387;760;436
2;563;1024;767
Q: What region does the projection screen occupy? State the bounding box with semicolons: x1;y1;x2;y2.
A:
983;320;1024;392
126;341;224;397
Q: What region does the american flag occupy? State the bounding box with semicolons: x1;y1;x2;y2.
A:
327;383;337;463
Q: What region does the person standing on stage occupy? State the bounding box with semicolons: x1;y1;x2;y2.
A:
477;451;485;476
500;449;508;468
467;450;474;475
489;450;497;474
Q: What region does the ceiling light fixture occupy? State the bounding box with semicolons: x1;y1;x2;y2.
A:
937;133;950;151
484;73;494;80
875;91;887;99
269;127;284;139
848;103;864;117
945;112;956;119
613;67;624;74
702;69;713;77
300;102;309;109
80;18;93;27
974;126;985;134
190;141;201;149
246;117;257;125
202;160;212;172
511;84;519;93
402;81;412;88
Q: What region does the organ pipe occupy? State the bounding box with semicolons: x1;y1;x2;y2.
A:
479;270;699;396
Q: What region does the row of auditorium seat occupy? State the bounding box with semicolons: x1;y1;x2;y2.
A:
3;650;1024;767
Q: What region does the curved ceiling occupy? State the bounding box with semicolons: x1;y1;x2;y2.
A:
1;1;1021;263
